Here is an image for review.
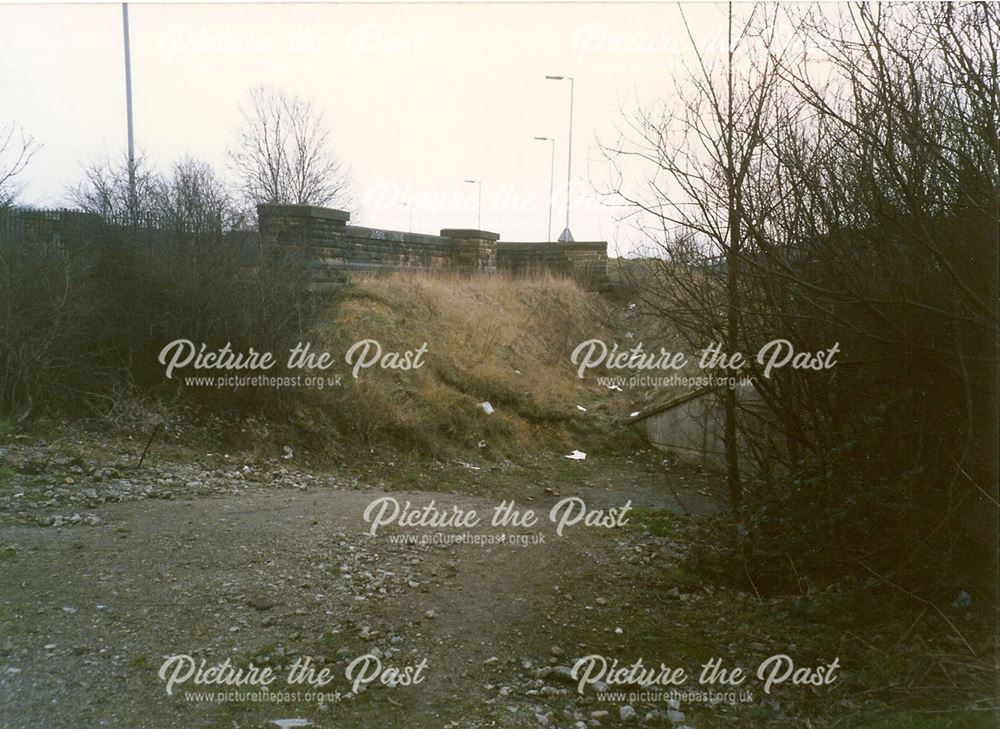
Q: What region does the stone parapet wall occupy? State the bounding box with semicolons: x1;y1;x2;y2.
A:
257;203;608;289
497;241;610;289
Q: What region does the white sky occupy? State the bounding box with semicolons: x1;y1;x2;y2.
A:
0;2;733;254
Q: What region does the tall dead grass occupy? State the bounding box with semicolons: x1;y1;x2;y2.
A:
312;271;623;457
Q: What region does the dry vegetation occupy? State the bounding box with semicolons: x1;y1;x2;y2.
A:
309;271;634;459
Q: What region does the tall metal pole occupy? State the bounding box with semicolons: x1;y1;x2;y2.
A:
547;139;555;242
400;202;412;233
565;77;574;239
545;75;575;241
122;3;137;224
534;136;555;242
464;179;481;229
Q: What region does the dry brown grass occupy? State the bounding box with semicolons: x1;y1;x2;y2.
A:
311;271;626;457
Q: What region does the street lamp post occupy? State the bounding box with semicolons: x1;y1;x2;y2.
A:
534;136;555;242
399;202;412;233
122;3;137;225
545;75;574;242
464;179;481;229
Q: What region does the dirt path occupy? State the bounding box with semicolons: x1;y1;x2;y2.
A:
0;446;714;729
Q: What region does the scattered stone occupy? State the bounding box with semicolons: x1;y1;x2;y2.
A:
247;595;276;611
548;666;576;685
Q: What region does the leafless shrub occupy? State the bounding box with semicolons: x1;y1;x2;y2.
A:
67;154;159;226
0;123;38;209
2;153;317;419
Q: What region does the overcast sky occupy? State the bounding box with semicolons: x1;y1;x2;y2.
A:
1;2;734;254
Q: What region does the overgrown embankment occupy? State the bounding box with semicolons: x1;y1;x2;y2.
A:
303;272;638;460
1;253;645;463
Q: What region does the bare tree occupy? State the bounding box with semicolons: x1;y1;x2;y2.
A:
69;154;248;250
229;86;352;210
605;1;998;588
602;3;789;515
0;123;38;209
152;157;248;240
68;154;158;226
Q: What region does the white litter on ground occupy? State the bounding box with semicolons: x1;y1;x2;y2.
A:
576;405;587;412
480;401;494;415
271;721;312;729
565;450;587;461
630;411;641;417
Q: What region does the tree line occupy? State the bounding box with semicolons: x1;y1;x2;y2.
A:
0;85;352;234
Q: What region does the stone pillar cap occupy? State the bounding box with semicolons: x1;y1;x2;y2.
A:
256;204;351;223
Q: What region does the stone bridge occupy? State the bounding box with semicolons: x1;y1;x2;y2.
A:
257;204;609;290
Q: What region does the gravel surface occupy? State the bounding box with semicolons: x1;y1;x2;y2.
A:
1;432;715;728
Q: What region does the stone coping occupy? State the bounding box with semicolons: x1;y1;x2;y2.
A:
342;226;451;246
257;204;351;223
499;241;607;250
439;228;501;241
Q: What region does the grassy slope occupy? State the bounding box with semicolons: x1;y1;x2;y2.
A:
303;272;642;460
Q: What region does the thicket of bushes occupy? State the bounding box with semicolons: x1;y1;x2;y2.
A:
615;3;998;596
0;213;315;420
